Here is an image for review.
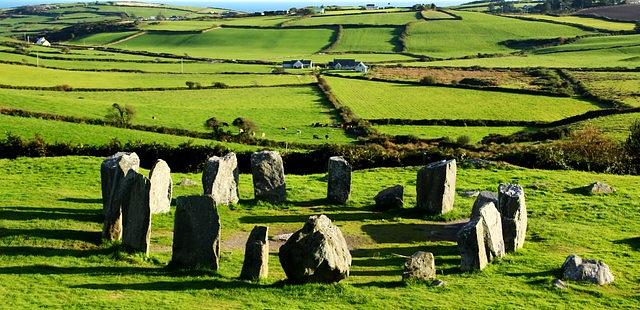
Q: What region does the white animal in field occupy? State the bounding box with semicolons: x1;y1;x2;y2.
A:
261;133;266;138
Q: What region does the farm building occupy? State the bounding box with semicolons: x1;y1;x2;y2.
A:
282;60;314;69
328;59;368;73
35;37;51;46
365;4;377;10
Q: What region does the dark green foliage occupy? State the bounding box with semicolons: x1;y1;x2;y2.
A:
211;82;229;89
203;117;229;138
456;135;472;145
624;119;640;172
185;81;202;89
104;103;136;127
458;78;497;87
419;76;438;86
232;117;258;135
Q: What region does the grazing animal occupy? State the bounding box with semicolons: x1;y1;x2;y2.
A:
281;127;287;130
296;130;302;135
261;132;266;138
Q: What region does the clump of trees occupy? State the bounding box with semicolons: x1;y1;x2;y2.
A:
185;81;202;89
105;103;136;127
419;76;438;85
635;21;640;33
203;116;259;142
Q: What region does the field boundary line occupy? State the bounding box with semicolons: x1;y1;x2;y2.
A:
0;83;317;92
498;14;632;34
105;30;146;46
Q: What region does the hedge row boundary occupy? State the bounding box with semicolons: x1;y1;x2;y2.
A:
0;83;316;92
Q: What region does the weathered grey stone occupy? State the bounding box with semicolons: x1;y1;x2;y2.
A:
584;181;615;195
461;190;480;198
251;151;286;203
498;184;528;253
476;202;505;262
402;251;436;282
562;254;614;285
149;159;172;214
432;279;446;287
270;233;293;242
120;170;152;255
457;218;488;271
374;185;404;210
470;191;498;218
240;226;269;281
327;156;352;204
170;196;220;270
416;159;457;215
553;279;567;290
202;153;239;205
178;178;198;187
279;215;351;283
101;152;140;241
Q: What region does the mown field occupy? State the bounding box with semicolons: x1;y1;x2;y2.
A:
324;76;598;121
572;71;640;107
570;112;640;141
404;10;589;58
284;11;420;26
111;28;333;61
331;27;401;52
0;87;352;145
69;31;140;45
0;156;637;307
373;125;529;143
508;14;637;31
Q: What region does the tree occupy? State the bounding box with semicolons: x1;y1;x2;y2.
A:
204;117;227;137
625;120;640;171
635;21;640;34
232;117;257;135
105;103;136;127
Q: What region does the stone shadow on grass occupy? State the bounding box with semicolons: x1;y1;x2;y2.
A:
239;211;380;224
59;197;103;204
0;246;113;258
0;265;162;276
351;245;462;276
361;222;466;243
614;237;640;251
0;206;102;223
72;278;281;291
0;227;100;243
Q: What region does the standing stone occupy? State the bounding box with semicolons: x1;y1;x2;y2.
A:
101;152;140;241
169;196;220;270
416;159;457;215
374;185;404;210
279;215;351;283
240;226;269;281
121;170;152;255
457;218;488;271
149;159;172;214
327;156;352;204
251;151;286;203
562;254;614;285
470;191;498;218
402;251;436;282
476;202;505;262
584;181;615;195
202;153;239;205
498;184;527;252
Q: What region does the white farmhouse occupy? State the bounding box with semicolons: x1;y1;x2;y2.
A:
328;59;368;73
282;59;314;69
355;62;368;73
35;37;51;46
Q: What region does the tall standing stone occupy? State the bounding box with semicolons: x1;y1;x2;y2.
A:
476;202;505;262
457;218;488;271
121;170;152;255
149;159;172;214
416;159;457;215
202;153;239;205
251;151;286;203
101;152;140;241
327;156;352;204
470;191;498;218
279;215;351;283
169;196;220;270
498;184;527;252
240;226;269;281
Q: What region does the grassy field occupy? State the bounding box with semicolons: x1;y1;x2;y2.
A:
285;11;420;26
0;63;316;88
419;45;640;68
0;114;259;152
404;11;588;58
571;71;640;107
0;87;352;145
509;14;637;31
420;10;455;19
68;31;140;46
89;4;202;18
534;34;640;54
140;21;216;31
374;125;529;143
0;156;637;307
324;76;598;121
569;112;640;141
112;28;333;61
331;27;401;52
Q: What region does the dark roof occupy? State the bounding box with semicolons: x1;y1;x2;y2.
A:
330;59;357;67
282;60;313;65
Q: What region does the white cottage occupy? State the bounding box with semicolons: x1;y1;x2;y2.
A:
282;60;313;69
35;37;51;47
355;62;368;73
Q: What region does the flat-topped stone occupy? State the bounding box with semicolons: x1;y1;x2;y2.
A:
101;152;140;241
416;159;456;215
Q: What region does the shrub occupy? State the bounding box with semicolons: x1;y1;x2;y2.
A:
271;67;286;74
185;81;202;89
232;117;258;136
624;120;640;172
105;103;136;127
54;84;73;91
635;21;640;34
419;76;438;86
458;78;497;87
204;117;228;138
211;82;229;89
456;135;472;145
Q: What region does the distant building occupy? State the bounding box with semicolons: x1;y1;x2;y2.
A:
365;4;377;10
627;0;639;4
307;6;325;14
328;59;368;73
35;37;51;47
264;10;288;16
283;60;314;69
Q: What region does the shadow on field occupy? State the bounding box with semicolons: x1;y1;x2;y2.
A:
239;211;380;224
72;279;279;291
506;269;561;284
614;237;640;251
0;246;112;258
0;206;101;223
0;265;162;276
59;197;103;204
350;245;462;276
0;227;100;243
361;222;466;243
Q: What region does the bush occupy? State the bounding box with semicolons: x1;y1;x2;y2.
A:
625;120;640;172
419;76;438;86
271;67;286;74
105;103;136;127
458;78;497;87
54;84;73;91
185;81;202;89
232;117;258;136
211;82;229;89
456;135;472;145
635;21;640;34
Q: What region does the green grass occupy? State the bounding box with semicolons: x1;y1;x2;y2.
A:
0;87;353;145
417;45;640;68
285;11;420;26
534;34;640;54
310;53;418;63
374;125;529;143
404;11;588;58
322;8;408;15
569;112;640;141
214;16;296;27
88;4;202;18
420;10;455;19
332;27;401;52
112;28;333;61
0;155;638;307
571;71;640;107
512;14;636;31
140;21;217;31
0;63;316;88
68;31;140;45
0;114;258;152
324;76;598;122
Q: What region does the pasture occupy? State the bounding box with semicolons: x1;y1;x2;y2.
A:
331;27;401;52
373;125;529;143
404;10;588;58
324;76;598;121
0;156;638;307
284;11;420;26
68;31;140;45
511;14;637;31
